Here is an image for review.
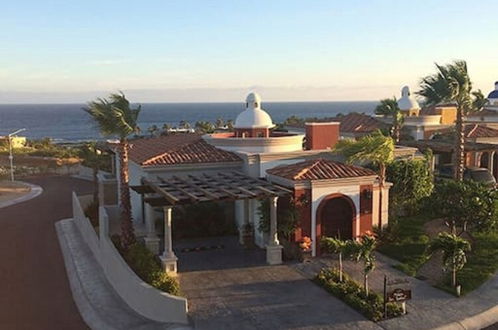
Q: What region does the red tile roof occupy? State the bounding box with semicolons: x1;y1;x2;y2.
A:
433;124;498;139
465;124;498;138
336;113;387;133
129;134;241;167
267;158;377;181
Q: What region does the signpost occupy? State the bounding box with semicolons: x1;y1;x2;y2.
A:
383;275;412;318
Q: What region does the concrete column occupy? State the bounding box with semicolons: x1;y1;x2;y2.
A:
269;196;279;246
488;152;494;171
160;206;178;276
266;196;283;265
144;200;160;254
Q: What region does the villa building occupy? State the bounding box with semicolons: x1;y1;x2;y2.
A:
113;93;419;274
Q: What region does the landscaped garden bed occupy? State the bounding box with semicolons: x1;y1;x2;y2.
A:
112;235;180;295
314;268;403;321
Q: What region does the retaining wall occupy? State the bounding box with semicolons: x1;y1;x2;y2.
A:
71;193;188;324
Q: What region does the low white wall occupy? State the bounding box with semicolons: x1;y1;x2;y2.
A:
72;193;101;264
71;193;189;325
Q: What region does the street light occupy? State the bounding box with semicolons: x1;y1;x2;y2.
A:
8;128;26;182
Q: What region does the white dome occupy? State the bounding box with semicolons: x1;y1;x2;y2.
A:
234;93;275;129
397;86;420;111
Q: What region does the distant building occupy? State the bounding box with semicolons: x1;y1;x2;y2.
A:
0;135;27;149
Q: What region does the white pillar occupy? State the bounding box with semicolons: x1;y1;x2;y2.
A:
488;152;494;171
160;206;178;276
144;200;160;254
266;196;283;265
269;196;279;246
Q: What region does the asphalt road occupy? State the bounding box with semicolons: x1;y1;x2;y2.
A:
0;176;92;330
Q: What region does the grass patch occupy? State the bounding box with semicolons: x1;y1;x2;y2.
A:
443;231;498;295
377;213;433;275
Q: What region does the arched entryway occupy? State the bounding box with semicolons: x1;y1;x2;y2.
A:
317;194;356;248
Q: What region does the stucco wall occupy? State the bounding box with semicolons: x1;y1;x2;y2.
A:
71;193;189;324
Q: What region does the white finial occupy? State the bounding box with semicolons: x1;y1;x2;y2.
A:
401;86;410;97
246;92;262;109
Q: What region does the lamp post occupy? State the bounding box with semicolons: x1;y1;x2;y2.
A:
8;128;26;182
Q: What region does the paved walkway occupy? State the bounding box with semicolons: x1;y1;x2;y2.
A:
177;237;380;330
56;217;189;330
295;253;498;329
0;176;91;330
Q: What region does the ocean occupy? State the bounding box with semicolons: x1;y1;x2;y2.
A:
0;102;377;142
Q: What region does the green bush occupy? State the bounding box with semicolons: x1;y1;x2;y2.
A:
314;268;403;321
113;238;180;296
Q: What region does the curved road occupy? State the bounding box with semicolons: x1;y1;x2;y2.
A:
0;176;91;330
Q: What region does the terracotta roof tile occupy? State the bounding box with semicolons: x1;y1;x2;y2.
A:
433;124;498;139
129;134;241;167
267;158;377;181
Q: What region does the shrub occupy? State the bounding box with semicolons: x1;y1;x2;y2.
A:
112;238;180;295
314;268;403;322
84;200;99;228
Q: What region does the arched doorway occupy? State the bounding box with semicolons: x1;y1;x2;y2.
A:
317;195;355;242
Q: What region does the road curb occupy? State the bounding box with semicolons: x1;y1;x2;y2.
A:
434;304;498;330
0;182;43;209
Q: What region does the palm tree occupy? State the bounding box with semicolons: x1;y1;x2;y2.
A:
418;60;473;181
194;121;215;134
348;235;377;294
84;92;140;249
162;123;171;135
321;237;350;282
375;97;404;143
215;117;225;129
428;232;471;289
471;90;489;113
79;142;101;206
226;119;234;131
333;131;394;228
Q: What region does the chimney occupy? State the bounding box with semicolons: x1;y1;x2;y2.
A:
305;122;340;150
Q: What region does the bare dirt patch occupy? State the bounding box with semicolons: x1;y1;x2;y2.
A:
0;181;31;203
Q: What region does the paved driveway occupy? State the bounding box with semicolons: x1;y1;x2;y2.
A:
177;237;379;330
0;176;91;330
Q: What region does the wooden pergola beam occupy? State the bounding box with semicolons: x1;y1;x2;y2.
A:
157;176;201;203
142;178;180;204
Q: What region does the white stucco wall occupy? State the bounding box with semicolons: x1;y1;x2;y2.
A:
310;183;361;256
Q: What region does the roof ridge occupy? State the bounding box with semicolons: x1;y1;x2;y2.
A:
141;135;203;165
294;158;322;180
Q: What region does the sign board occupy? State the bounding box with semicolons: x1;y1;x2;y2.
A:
387;278;410;286
387;288;412;302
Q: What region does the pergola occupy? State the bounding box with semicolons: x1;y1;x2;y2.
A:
131;171;292;275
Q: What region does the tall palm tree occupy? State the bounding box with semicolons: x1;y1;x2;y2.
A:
428;232;471;289
148;124;158;137
375;97;404;142
84;92;140;249
333;131;394;227
348;235;377;294
321;237;350;282
162;123;171;135
418;60;473;181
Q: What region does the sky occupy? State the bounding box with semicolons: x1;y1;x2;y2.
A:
1;0;497;103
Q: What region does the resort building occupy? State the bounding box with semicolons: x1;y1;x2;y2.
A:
110;93;419;274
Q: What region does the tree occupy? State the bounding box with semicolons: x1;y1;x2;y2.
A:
471;89;489;113
215;117;225;129
147;124;158;137
194;121;215;134
321;237;350;282
348;235;377;294
84;92;140;249
386;152;434;215
428;232;471;288
333;131;394;228
226;119;234;131
430;180;498;234
162;123;171;135
79;142;102;206
375;97;404;143
418;60;473;181
257;195;306;241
